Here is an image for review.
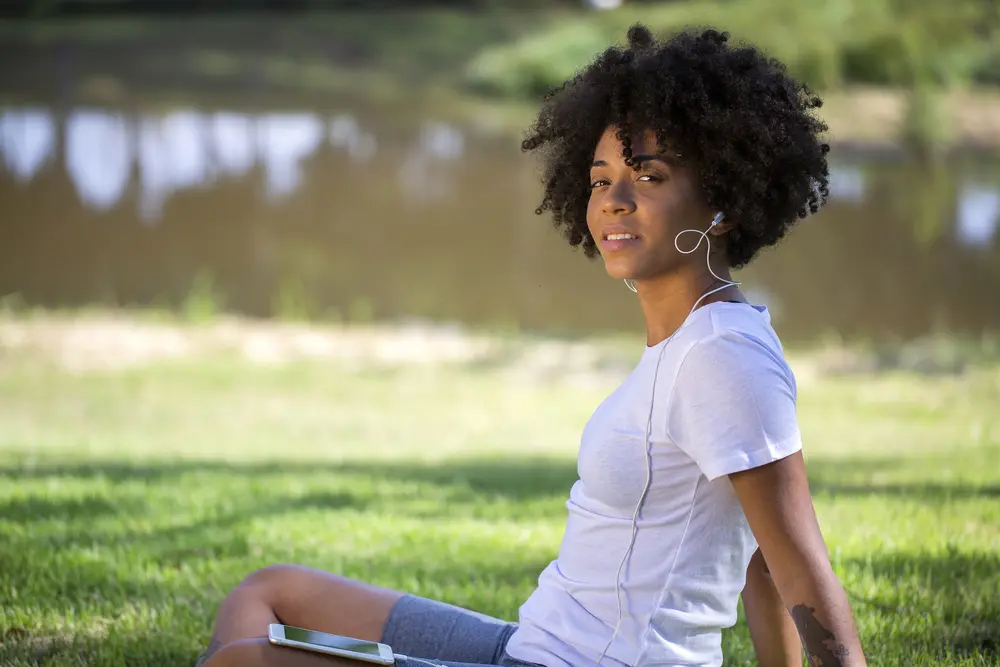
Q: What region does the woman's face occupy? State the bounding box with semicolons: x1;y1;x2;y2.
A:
586;126;722;283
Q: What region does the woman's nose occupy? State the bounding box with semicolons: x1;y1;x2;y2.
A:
601;181;637;216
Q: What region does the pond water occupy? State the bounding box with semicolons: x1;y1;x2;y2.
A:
1;97;998;343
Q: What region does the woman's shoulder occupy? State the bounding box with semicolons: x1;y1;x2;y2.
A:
679;302;783;353
672;302;792;384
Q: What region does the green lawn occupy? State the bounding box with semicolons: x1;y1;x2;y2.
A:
0;320;998;666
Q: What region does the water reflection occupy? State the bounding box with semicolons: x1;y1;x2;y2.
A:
256;113;325;199
1;104;998;342
67;111;132;210
827;165;865;203
329;114;377;163
957;186;1000;248
0;109;54;182
1;108;475;218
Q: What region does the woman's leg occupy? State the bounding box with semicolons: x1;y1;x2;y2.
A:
378;595;517;664
205;639;392;667
205;638;526;667
199;564;520;667
200;564;404;664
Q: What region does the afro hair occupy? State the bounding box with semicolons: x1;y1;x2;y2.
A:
522;24;830;268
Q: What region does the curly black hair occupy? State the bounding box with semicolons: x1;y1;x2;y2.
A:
521;25;830;269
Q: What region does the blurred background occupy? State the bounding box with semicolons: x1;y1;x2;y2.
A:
1;0;998;346
2;3;999;666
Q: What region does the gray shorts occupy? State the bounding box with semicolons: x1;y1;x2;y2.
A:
381;594;543;667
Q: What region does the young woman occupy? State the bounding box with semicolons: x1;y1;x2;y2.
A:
199;25;866;667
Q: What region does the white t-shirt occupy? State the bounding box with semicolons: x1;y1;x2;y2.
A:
503;302;802;667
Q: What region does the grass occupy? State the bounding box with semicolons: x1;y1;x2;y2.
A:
0;317;998;666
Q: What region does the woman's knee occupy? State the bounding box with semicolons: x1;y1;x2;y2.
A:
229;564;355;613
238;563;306;593
216;563;308;615
220;563;401;641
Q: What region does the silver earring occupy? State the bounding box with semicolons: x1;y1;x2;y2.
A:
624;279;637;293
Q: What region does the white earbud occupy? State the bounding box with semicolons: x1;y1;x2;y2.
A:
711;211;725;227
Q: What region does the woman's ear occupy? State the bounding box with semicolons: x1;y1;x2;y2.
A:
709;211;735;236
710;221;735;235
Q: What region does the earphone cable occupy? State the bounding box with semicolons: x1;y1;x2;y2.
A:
595;215;739;667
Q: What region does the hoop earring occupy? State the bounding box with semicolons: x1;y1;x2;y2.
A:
624;279;637;293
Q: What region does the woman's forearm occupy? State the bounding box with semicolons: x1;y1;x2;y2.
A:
782;573;866;667
743;549;803;667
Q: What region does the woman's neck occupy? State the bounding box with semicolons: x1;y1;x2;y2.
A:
637;265;745;347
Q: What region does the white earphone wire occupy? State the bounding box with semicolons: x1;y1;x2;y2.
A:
596;215;739;667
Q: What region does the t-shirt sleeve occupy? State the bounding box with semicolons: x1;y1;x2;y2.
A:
665;331;803;481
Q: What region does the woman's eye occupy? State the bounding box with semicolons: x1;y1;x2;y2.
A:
589;172;660;189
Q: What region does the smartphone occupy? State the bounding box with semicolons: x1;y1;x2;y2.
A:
267;624;396;665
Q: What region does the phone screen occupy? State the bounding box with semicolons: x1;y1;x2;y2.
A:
282;626;381;655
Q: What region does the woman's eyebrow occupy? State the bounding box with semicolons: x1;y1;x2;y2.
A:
591;154;676;168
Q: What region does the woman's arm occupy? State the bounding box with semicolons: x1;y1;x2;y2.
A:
743;548;804;667
730;451;867;667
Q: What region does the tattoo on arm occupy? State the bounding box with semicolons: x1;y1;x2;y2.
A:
791;604;851;667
